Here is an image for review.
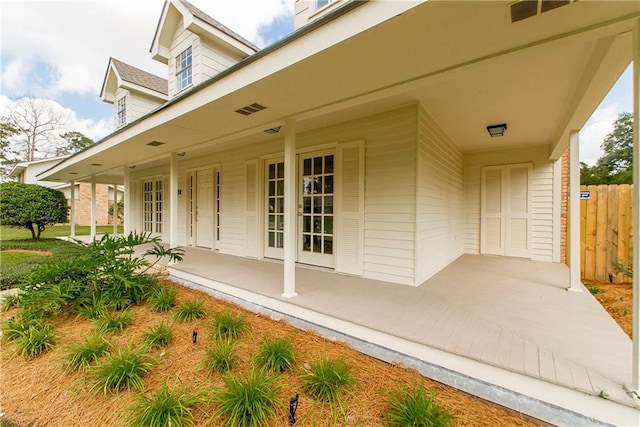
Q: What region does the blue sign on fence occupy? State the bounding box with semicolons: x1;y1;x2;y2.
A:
580;191;590;199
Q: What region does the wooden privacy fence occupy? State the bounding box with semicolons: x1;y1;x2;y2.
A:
580;184;634;282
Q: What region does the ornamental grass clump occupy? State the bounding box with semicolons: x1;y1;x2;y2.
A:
91;342;155;393
173;299;206;322
14;322;56;359
64;333;111;371
383;385;454;427
95;310;132;333
143;321;174;349
212;370;283;427
202;339;237;374
127;381;207;427
148;284;177;313
212;309;248;339
301;356;355;401
254;336;296;373
2;315;41;341
1;293;22;311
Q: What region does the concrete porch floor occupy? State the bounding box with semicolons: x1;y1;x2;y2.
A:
166;249;638;426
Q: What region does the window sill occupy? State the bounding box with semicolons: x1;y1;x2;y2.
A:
175;83;194;96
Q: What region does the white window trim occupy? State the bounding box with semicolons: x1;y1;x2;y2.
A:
116;96;126;127
310;0;343;19
175;46;193;93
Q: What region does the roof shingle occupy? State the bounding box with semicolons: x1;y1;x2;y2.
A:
111;58;168;96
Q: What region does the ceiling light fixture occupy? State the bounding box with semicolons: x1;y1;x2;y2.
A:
486;123;507;137
177;152;186;157
264;126;281;134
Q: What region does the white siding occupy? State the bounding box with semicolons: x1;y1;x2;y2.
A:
127;93;164;123
416;105;464;284
200;38;245;79
168;18;200;98
464;146;554;262
297;105;417;285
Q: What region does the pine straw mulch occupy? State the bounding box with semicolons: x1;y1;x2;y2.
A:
1;249;51;256
0;281;543;427
586;280;632;338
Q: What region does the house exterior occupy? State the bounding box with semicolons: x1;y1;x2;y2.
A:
40;0;639;422
9;157;121;225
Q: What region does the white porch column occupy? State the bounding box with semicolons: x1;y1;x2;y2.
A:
124;165;131;235
169;153;179;248
69;180;76;238
90;175;97;239
112;183;118;235
568;131;582;292
631;18;640;392
283;119;297;298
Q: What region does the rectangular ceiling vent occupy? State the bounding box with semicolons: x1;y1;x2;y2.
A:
510;0;571;23
235;103;267;116
146;141;165;147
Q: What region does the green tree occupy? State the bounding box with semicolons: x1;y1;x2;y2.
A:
0;182;69;239
581;112;633;185
0;119;20;180
60;131;94;154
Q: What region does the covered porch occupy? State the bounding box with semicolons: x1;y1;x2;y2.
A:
167;248;637;426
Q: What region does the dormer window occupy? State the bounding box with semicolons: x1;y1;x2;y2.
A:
176;46;193;92
316;0;332;10
117;96;127;126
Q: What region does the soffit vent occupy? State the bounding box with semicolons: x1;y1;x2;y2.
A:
510;0;572;23
235;103;267;116
146;141;165;147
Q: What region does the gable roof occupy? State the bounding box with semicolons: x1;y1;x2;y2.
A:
150;0;258;63
110;58;168;96
178;0;258;52
100;58;168;103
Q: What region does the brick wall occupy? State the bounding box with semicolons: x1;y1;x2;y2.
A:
560;147;569;264
69;183;110;225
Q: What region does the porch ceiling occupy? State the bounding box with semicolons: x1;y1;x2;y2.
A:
41;0;637;184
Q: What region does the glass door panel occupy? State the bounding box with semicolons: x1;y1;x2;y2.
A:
264;159;284;259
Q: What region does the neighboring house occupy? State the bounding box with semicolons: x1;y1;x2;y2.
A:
10;157;122;225
40;0;639;423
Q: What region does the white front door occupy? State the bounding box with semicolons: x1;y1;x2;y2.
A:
264;158;284;259
298;151;335;268
195;169;214;249
481;163;532;258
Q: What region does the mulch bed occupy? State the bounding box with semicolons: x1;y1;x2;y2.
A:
0;281;543;426
587;280;632;338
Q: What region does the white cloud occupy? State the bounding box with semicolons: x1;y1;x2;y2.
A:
579;103;619;166
0;0;293;99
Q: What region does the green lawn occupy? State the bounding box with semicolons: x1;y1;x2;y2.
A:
0;224;123;240
0;225;105;289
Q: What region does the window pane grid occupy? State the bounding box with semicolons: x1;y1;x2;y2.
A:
267;161;284;249
143;179;163;235
301;155;334;255
117;97;126;126
175;46;192;92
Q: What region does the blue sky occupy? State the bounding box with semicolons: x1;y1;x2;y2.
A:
0;0;631;165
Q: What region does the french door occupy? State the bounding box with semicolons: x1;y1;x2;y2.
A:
188;168;219;249
264;158;284;259
298;151;335;268
142;179;163;236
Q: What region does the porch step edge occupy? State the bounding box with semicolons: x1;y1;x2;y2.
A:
169;268;639;427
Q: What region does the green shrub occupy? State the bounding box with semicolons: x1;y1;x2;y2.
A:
65;333;111;370
173;299;206;322
149;285;177;312
14;323;56;358
95;310;132;333
2;315;42;341
383;385;454;427
203;339;237;374
212;370;282;427
1;293;22;311
143;321;174;349
127;381;206;427
77;295;110;320
254;336;296;373
212;310;248;339
91;343;155;393
301;357;355;401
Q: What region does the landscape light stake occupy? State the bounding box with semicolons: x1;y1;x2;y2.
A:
192;330;198;344
289;394;299;425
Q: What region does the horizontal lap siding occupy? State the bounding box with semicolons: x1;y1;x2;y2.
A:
463;146;554;261
168;20;200;99
200;39;244;78
416;106;464;284
298;105;417;285
127;94;163;123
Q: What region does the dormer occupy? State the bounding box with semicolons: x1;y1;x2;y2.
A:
150;0;259;99
294;0;346;30
100;58;168;129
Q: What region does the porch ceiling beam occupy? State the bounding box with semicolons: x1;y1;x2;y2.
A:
549;32;632;160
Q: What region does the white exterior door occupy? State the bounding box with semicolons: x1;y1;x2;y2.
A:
264;158;284;259
298;151;335;268
195;169;214;249
481;164;532;258
142;179;163;236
